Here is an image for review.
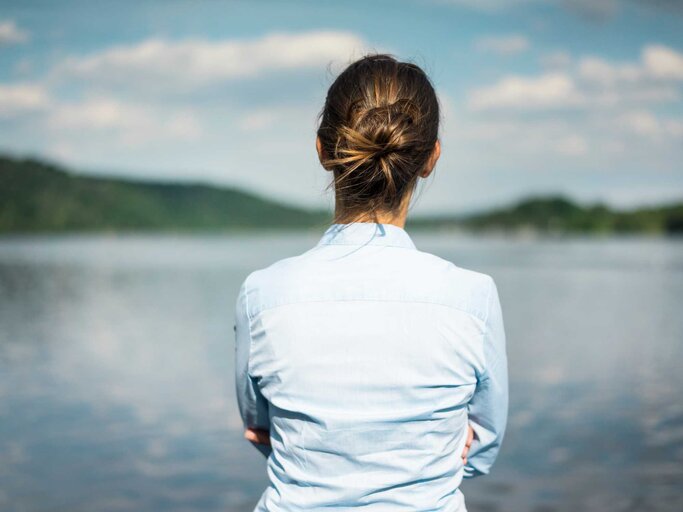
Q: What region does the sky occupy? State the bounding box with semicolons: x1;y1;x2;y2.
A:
0;0;682;214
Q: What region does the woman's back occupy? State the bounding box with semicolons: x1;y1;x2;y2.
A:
234;222;508;511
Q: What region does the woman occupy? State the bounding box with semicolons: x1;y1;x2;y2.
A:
234;53;508;511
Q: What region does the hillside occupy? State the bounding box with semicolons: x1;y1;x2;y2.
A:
1;155;681;235
462;195;683;234
407;196;683;235
0;155;330;233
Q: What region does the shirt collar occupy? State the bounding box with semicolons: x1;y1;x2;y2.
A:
315;222;417;250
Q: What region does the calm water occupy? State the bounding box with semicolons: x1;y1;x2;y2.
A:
0;231;682;512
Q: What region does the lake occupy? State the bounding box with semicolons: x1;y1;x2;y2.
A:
0;231;682;512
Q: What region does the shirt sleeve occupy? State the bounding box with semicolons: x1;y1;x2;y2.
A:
234;275;272;459
463;276;509;478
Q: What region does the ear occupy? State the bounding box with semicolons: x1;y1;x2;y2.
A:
420;139;440;178
317;135;334;172
316;135;326;165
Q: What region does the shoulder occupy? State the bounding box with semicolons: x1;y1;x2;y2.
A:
414;249;495;322
236;251;311;312
242;251;310;291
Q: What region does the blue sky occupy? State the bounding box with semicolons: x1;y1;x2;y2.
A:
1;0;682;214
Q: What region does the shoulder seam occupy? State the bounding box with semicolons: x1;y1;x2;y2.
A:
250;297;488;327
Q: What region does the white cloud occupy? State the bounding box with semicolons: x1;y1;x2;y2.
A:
643;44;683;80
469;43;683;112
579;44;683;84
0;20;29;46
475;34;530;56
46;97;203;146
617;109;683;139
619;110;660;136
578;57;643;85
52;30;370;94
48;98;148;131
468;72;582;111
0;83;50;117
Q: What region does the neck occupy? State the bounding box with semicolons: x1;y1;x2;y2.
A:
333;195;411;229
337;212;407;229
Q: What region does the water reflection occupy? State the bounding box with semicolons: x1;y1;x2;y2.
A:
0;233;681;511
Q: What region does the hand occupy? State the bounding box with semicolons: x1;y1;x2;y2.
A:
244;427;271;446
461;424;474;465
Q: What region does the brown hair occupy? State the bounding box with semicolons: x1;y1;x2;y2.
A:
316;53;441;224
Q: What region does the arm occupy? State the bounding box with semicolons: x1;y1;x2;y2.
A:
463;277;509;478
234;276;272;459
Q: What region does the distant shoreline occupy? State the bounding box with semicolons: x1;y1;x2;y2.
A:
0;230;680;242
2;154;682;235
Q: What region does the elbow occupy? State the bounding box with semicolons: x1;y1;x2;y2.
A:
462;449;498;479
462;464;489;479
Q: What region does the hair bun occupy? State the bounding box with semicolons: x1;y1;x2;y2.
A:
337;98;421;168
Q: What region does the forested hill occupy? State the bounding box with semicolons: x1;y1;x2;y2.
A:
0;155;330;233
408;195;683;234
1;154;682;234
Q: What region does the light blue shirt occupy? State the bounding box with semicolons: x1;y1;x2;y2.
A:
234;222;508;511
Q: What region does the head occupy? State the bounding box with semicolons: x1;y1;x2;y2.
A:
316;53;441;225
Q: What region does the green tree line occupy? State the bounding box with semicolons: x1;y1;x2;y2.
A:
1;155;681;235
